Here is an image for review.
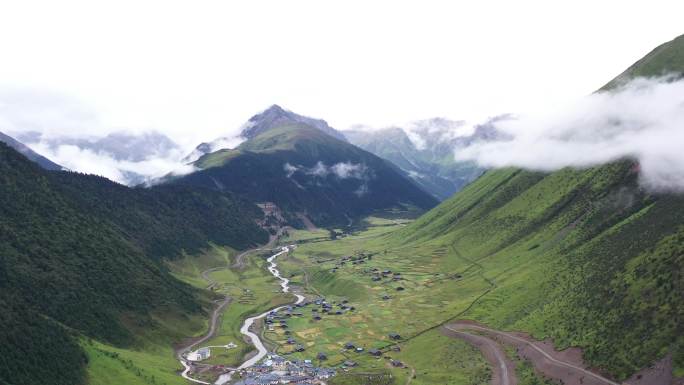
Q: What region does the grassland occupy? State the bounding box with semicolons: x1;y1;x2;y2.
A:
267;216;496;385
269;160;684;383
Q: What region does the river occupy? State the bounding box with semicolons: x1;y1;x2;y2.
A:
214;245;303;385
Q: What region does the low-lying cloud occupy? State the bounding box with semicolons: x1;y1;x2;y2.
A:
30;141;196;185
0;87;200;185
285;161;370;180
283;161;372;196
455;76;684;192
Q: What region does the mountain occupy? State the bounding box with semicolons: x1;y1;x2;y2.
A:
168;107;438;226
0;142;267;385
391;35;684;381
185;105;347;164
0;130;63;170
241;104;347;141
344;117;507;200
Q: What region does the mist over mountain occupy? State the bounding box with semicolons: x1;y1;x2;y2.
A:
391;32;684;383
13;130;193;185
343;116;508;200
456;34;684;192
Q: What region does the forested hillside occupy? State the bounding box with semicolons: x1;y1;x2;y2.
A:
0;142;267;385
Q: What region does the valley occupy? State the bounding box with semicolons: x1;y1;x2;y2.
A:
162;194;682;385
157;214;596;385
1;23;683;385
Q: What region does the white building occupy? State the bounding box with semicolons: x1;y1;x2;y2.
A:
187;347;211;361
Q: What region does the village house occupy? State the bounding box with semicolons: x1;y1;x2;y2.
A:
187;347;211;361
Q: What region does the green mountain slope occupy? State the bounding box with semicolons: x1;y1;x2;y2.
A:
171;115;438;226
603;33;684;89
394;163;684;380
0;142;267;385
391;34;684;380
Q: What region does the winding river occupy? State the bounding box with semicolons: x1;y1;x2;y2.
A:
214;245;304;384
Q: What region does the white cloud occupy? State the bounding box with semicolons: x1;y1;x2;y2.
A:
455;77;684;191
330;162;367;179
30;142;196;185
283;162;298;177
306;161;330;177
292;161;370;180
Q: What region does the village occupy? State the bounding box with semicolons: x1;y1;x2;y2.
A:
231;354;336;385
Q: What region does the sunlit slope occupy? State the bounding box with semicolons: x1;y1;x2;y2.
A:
392;161;684;380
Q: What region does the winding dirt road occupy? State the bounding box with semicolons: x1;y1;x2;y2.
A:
444;322;621;385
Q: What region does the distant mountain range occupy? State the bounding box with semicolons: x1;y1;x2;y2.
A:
343;117;508;200
167;105;438;227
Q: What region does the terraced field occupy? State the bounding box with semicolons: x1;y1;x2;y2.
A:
271;216;527;385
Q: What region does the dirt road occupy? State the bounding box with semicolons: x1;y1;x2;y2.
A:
444;321;621;385
442;326;517;385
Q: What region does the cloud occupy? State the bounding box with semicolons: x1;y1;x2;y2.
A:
331;162;368;179
30;142;196;185
283;162;298;177
0;87;100;138
287;161;370;180
0;87;199;185
455;76;684;192
306;161;330;177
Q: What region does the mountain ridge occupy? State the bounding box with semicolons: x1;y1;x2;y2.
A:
0;130;63;170
184;104;347;163
170;118;438;226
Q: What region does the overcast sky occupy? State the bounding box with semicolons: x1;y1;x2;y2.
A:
0;0;682;148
